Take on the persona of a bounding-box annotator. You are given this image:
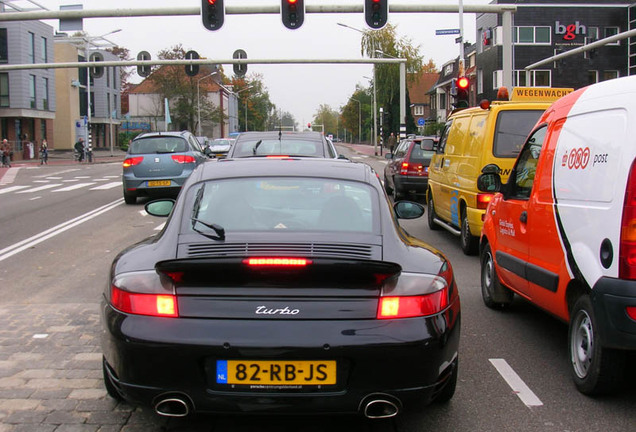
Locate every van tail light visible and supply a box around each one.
[477,193,494,210]
[620,160,636,280]
[377,262,456,319]
[123,156,143,168]
[109,271,178,317]
[401,162,426,176]
[172,155,196,164]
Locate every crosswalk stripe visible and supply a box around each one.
[16,184,62,193]
[90,181,121,190]
[0,185,29,194]
[53,183,96,192]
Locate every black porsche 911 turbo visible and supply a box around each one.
[101,157,460,418]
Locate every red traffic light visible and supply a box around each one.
[457,77,469,90]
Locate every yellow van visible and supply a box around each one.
[426,88,572,255]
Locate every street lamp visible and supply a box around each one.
[338,22,378,154]
[197,71,218,136]
[351,98,361,143]
[235,86,254,132]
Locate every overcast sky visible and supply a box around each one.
[45,0,489,126]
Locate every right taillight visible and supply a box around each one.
[620,160,636,279]
[377,262,455,319]
[123,156,143,168]
[109,271,178,317]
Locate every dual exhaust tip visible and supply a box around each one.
[154,393,400,419]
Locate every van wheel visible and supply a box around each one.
[427,193,440,231]
[480,244,513,309]
[123,191,136,205]
[460,211,479,255]
[384,175,393,194]
[569,295,626,395]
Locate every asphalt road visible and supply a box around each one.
[0,149,633,432]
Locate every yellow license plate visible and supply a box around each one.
[216,360,336,385]
[148,180,171,187]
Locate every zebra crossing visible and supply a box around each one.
[0,173,121,195]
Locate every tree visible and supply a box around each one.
[361,24,428,138]
[105,46,132,113]
[312,104,339,136]
[340,86,372,143]
[230,73,277,132]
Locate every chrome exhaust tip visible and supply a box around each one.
[361,394,401,419]
[154,397,190,417]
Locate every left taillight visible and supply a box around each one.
[123,156,143,168]
[377,262,455,319]
[400,161,426,176]
[109,271,178,318]
[172,155,196,164]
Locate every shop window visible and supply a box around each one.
[604,27,620,46]
[0,73,9,107]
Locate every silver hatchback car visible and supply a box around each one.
[122,131,209,204]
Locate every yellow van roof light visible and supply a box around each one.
[510,87,574,102]
[496,87,510,101]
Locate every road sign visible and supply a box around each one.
[233,49,248,77]
[417,118,425,126]
[435,28,460,35]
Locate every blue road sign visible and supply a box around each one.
[435,28,460,35]
[417,118,425,126]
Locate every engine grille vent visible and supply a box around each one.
[186,242,375,260]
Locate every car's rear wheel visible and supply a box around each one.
[123,190,136,205]
[435,358,458,403]
[460,210,479,255]
[392,178,402,201]
[480,243,513,309]
[427,192,440,231]
[569,295,626,395]
[103,359,123,401]
[384,175,393,194]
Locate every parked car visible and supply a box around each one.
[205,138,235,158]
[122,130,209,204]
[227,131,342,159]
[102,158,461,418]
[383,136,436,201]
[478,76,636,395]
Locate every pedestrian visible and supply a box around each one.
[74,137,84,162]
[1,138,11,167]
[388,132,397,153]
[40,139,48,165]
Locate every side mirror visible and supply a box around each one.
[145,199,175,217]
[393,201,425,219]
[477,173,502,193]
[338,154,349,160]
[204,146,212,157]
[384,153,393,160]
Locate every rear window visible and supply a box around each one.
[130,137,188,154]
[231,139,324,157]
[189,177,375,233]
[409,140,436,162]
[493,110,544,157]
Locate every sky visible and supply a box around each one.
[42,0,489,127]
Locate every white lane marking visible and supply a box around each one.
[489,359,543,408]
[139,210,147,217]
[16,184,62,194]
[75,176,90,179]
[0,167,20,185]
[46,177,63,180]
[90,181,120,190]
[34,168,80,178]
[53,183,96,192]
[33,180,50,183]
[29,196,42,201]
[0,185,29,194]
[62,179,79,182]
[0,198,124,263]
[104,175,120,179]
[154,222,165,231]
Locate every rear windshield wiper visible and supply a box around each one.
[252,140,263,155]
[190,184,225,241]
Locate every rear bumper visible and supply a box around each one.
[122,173,190,196]
[101,297,460,415]
[591,277,636,350]
[394,176,428,195]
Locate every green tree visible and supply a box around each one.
[312,104,339,136]
[340,85,372,143]
[361,24,426,138]
[230,73,277,132]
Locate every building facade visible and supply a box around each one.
[476,0,632,101]
[0,20,55,160]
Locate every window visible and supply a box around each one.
[604,27,620,46]
[588,70,599,84]
[439,92,446,110]
[112,67,117,89]
[514,70,551,87]
[0,73,9,107]
[477,69,483,94]
[493,110,545,158]
[28,32,35,64]
[493,70,503,89]
[0,29,7,63]
[587,27,599,40]
[106,66,110,87]
[513,26,551,45]
[603,70,619,81]
[511,126,547,199]
[42,77,49,110]
[443,63,454,76]
[29,75,36,109]
[413,105,424,116]
[40,37,47,63]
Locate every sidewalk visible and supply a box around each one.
[339,142,387,159]
[3,148,127,167]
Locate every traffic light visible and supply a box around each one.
[136,51,151,78]
[185,50,200,77]
[201,0,225,31]
[364,0,388,29]
[281,0,304,29]
[89,52,104,79]
[455,76,470,108]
